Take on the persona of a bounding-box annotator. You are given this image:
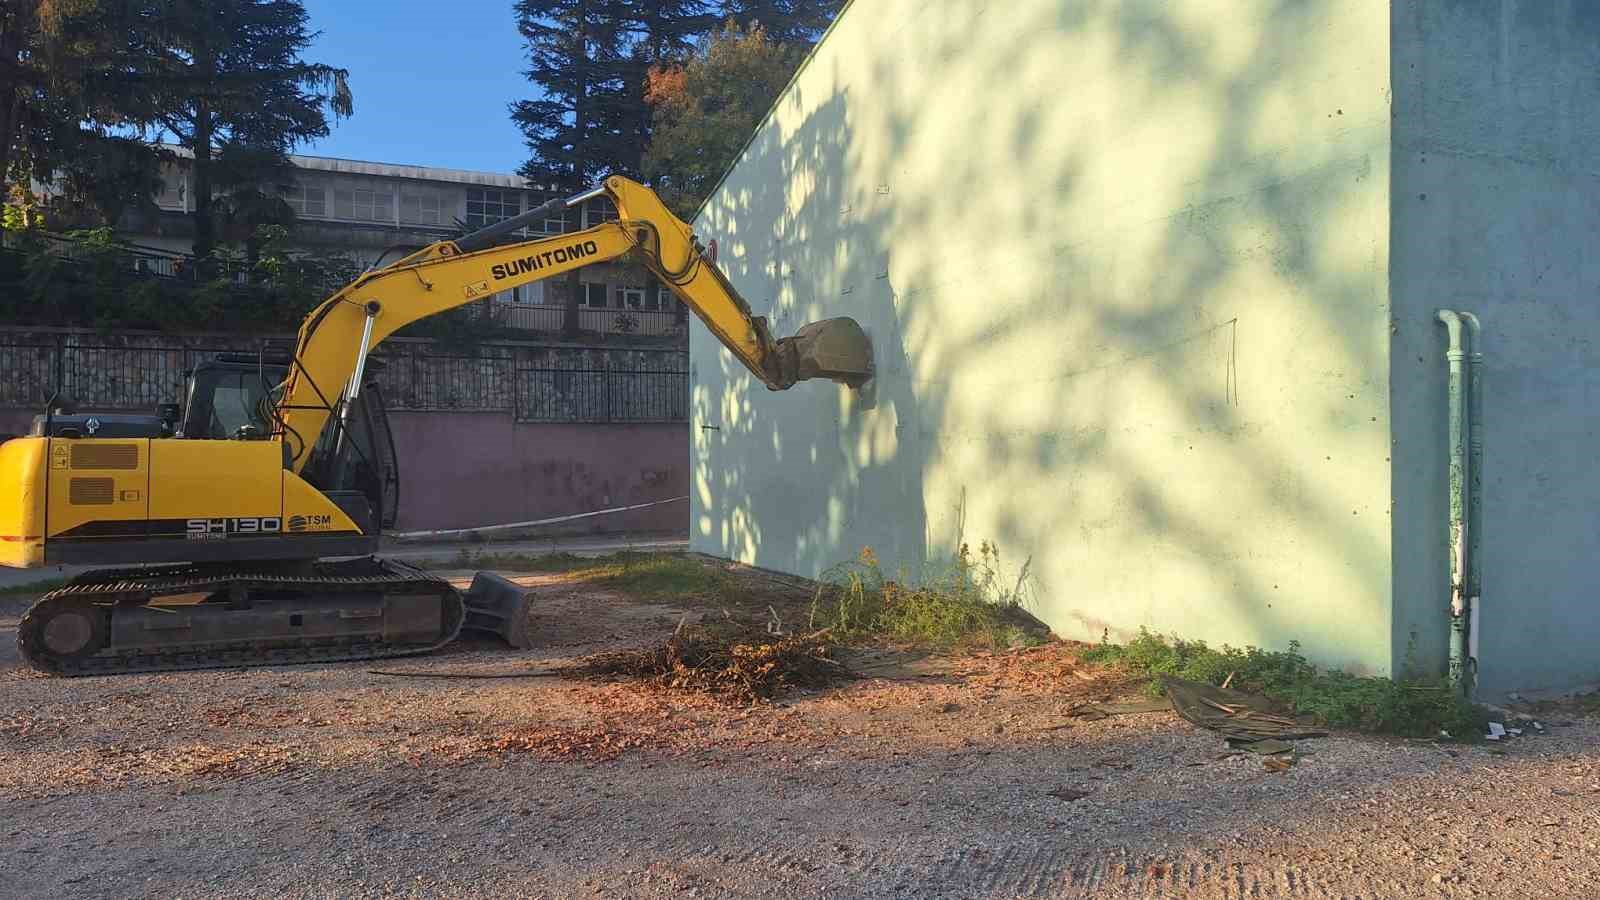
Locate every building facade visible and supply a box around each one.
[117,148,684,337]
[689,0,1600,699]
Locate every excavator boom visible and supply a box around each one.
[276,176,872,470]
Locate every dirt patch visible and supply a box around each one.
[4,560,1600,899]
[0,567,1141,797]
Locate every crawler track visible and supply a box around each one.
[17,557,464,676]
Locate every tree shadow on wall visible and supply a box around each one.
[693,0,1420,676]
[692,86,936,580]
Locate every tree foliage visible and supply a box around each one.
[2,1,351,262]
[513,1,838,334]
[512,0,638,189]
[641,22,802,218]
[207,143,298,266]
[1,2,162,206]
[717,0,842,45]
[0,223,358,332]
[617,1,720,173]
[137,0,353,262]
[53,136,170,228]
[513,0,839,187]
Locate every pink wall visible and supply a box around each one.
[386,412,687,534]
[0,410,32,438]
[0,408,688,536]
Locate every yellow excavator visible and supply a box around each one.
[0,176,872,676]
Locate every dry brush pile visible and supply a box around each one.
[572,621,851,705]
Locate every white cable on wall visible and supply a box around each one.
[388,496,688,540]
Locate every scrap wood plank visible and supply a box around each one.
[1162,676,1328,742]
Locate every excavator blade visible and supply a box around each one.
[775,316,873,388]
[461,571,535,649]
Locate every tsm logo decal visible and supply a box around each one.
[287,514,333,532]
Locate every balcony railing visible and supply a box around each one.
[488,304,687,338]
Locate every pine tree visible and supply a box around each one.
[0,1,157,198]
[513,0,637,337]
[717,0,842,45]
[617,1,717,172]
[53,135,169,228]
[514,2,835,335]
[139,0,351,263]
[512,0,636,188]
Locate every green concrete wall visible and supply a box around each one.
[1390,0,1600,697]
[691,0,1396,673]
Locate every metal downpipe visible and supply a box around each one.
[1461,312,1483,696]
[1436,310,1469,692]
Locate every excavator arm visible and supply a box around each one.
[274,175,871,472]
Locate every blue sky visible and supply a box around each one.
[298,1,533,174]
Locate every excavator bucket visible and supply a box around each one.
[461,572,535,649]
[774,316,874,388]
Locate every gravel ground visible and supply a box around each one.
[4,564,1600,899]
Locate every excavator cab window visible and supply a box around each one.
[179,361,284,440]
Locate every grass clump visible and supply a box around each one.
[1083,629,1489,739]
[808,543,1045,650]
[0,578,67,597]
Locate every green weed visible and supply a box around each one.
[808,542,1046,649]
[0,578,67,597]
[1084,628,1489,739]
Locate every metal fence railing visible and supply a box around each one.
[63,343,252,410]
[0,340,63,409]
[0,335,263,411]
[368,340,688,423]
[374,348,518,413]
[516,365,689,423]
[0,331,690,424]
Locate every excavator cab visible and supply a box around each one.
[176,354,401,531]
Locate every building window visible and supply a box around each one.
[284,181,326,218]
[583,197,618,228]
[399,187,442,226]
[465,188,520,228]
[617,286,645,310]
[157,174,187,211]
[641,289,675,312]
[540,209,566,234]
[333,183,394,222]
[497,282,544,305]
[583,282,610,308]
